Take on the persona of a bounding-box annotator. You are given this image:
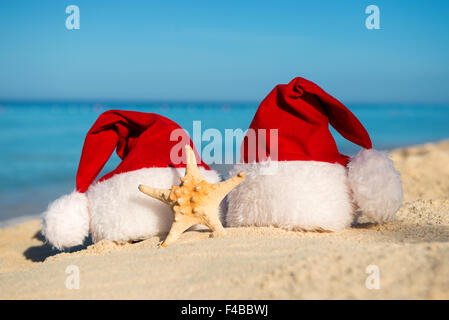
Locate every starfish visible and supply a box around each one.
[138,145,245,247]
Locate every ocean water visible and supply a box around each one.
[0,102,448,223]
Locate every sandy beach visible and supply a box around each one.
[1,140,448,299]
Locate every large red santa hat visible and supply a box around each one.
[227,77,403,231]
[42,110,219,249]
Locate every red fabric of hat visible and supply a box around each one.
[241,77,372,166]
[76,109,208,193]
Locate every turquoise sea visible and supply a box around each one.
[0,102,448,223]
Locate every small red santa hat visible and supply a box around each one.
[42,110,213,249]
[227,77,403,231]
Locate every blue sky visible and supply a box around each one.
[0,0,448,103]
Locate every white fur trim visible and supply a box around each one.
[88,167,221,243]
[41,191,90,250]
[226,161,354,231]
[347,149,403,223]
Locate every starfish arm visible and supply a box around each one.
[202,208,226,236]
[184,145,202,179]
[138,184,170,204]
[211,172,246,200]
[161,217,195,247]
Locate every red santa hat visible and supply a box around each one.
[227,77,403,231]
[42,110,219,249]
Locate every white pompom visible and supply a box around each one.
[347,148,403,223]
[41,191,90,250]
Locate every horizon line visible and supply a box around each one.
[1,98,449,106]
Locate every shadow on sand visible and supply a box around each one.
[23,231,93,262]
[351,218,449,243]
